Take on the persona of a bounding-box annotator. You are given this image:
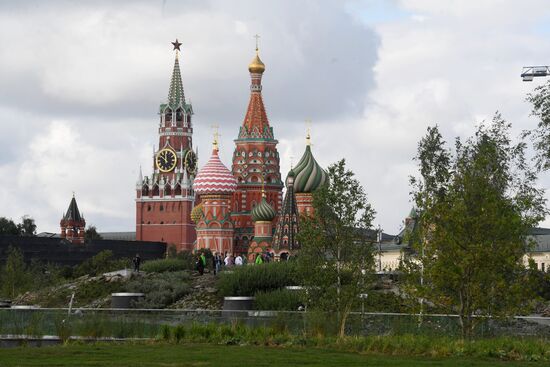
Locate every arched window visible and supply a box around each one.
[164,184,171,197]
[176,109,183,126]
[174,184,182,196]
[152,184,160,197]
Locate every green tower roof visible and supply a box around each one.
[251,196,276,222]
[167,55,185,109]
[293,145,327,194]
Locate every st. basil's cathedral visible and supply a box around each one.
[135,40,327,260]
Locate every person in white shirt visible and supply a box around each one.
[235,254,243,266]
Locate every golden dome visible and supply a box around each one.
[248,51,265,74]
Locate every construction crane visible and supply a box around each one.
[521,66,550,81]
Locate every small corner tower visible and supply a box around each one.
[60,194,86,244]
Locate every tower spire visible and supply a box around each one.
[239,41,271,140]
[168,39,185,109]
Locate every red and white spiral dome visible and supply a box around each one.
[193,148,237,195]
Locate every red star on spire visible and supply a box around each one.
[171,39,182,51]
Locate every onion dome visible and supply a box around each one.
[293,145,327,194]
[190,203,204,223]
[248,51,265,74]
[251,195,276,222]
[193,148,237,195]
[286,168,295,186]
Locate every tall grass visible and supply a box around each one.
[218,262,299,296]
[154,322,550,362]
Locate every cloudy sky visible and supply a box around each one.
[1,0,550,234]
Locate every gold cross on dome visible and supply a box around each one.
[211,124,221,148]
[305,119,312,146]
[254,34,260,51]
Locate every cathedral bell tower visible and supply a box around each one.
[136,39,198,251]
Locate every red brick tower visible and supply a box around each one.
[60,194,86,244]
[192,138,238,255]
[136,40,198,251]
[231,46,283,254]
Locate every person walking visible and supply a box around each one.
[235,254,243,266]
[255,253,263,265]
[200,252,207,272]
[132,254,141,273]
[213,252,222,275]
[196,254,205,275]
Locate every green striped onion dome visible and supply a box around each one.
[190,203,204,223]
[293,145,327,193]
[251,196,276,222]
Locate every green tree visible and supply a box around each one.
[297,159,376,338]
[0,246,31,298]
[84,225,103,242]
[403,115,547,338]
[0,217,19,235]
[17,215,36,236]
[525,81,550,170]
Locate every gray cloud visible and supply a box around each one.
[3,0,550,235]
[0,0,378,232]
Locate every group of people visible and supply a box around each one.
[195,251,281,275]
[253,251,275,264]
[195,252,246,275]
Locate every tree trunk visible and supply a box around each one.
[338,302,352,339]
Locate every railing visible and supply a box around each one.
[1,308,549,339]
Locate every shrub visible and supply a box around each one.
[74,250,129,277]
[361,290,410,313]
[254,289,303,311]
[141,258,189,273]
[124,271,190,308]
[218,261,299,296]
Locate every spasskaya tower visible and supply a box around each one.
[136,40,198,251]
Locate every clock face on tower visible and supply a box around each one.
[184,150,197,174]
[156,148,177,172]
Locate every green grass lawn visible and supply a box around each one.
[0,343,541,367]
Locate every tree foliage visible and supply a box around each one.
[0,246,31,298]
[297,159,376,338]
[0,216,36,236]
[84,225,102,242]
[18,216,36,236]
[525,80,550,170]
[0,217,21,235]
[403,115,547,338]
